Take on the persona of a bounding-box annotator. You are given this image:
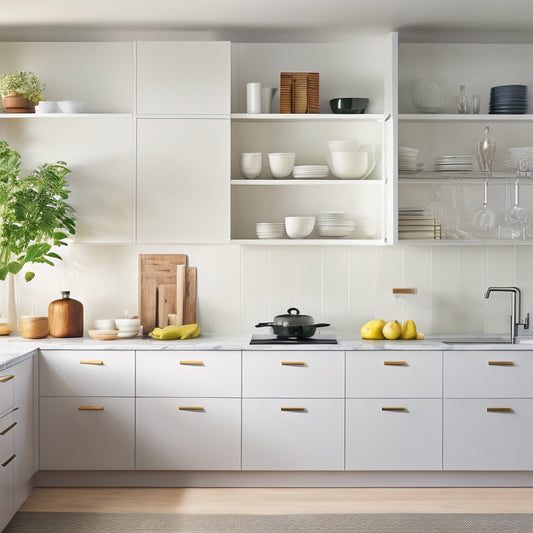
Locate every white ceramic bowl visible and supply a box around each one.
[329,151,368,179]
[57,100,86,113]
[240,153,262,178]
[285,216,315,239]
[327,139,359,153]
[94,318,116,330]
[35,101,59,113]
[268,152,295,178]
[115,318,141,329]
[409,79,447,113]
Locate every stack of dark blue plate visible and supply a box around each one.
[489,84,528,114]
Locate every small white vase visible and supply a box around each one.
[261,87,278,113]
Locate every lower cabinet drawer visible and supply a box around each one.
[0,373,14,416]
[0,450,14,533]
[242,398,344,471]
[346,399,442,471]
[444,399,533,470]
[0,412,15,467]
[40,397,134,470]
[136,398,241,470]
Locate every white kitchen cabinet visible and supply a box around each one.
[136,350,241,470]
[345,351,442,471]
[444,350,533,470]
[136,41,230,115]
[40,350,135,397]
[230,36,396,245]
[444,398,533,470]
[12,355,35,509]
[136,350,240,397]
[242,350,344,470]
[346,350,442,398]
[136,118,230,243]
[397,42,533,244]
[0,411,15,532]
[346,398,442,470]
[242,398,344,471]
[136,398,241,470]
[40,396,134,470]
[444,350,533,398]
[39,350,135,470]
[242,350,344,398]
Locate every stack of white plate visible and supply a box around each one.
[316,212,355,238]
[256,222,285,239]
[398,147,422,172]
[293,165,329,179]
[435,155,476,172]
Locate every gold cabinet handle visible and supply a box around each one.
[383,361,408,366]
[80,360,104,365]
[1,454,15,468]
[382,407,409,412]
[281,361,306,366]
[178,406,205,411]
[77,406,104,411]
[179,361,204,366]
[281,407,307,412]
[488,361,515,366]
[0,421,17,436]
[487,407,515,413]
[0,375,14,383]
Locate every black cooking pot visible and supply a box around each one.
[255,307,330,339]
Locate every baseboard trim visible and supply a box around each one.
[34,470,533,488]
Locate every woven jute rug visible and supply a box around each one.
[4,512,533,533]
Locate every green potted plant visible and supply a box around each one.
[0,70,44,113]
[0,140,76,282]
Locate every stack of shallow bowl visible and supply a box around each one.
[316,212,355,238]
[490,85,528,114]
[293,165,329,179]
[398,147,421,172]
[256,222,285,239]
[115,318,141,338]
[434,154,476,172]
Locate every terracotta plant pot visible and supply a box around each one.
[3,95,35,113]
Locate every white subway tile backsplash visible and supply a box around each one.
[6,242,533,338]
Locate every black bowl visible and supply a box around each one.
[330,97,369,114]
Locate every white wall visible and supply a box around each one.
[5,242,531,338]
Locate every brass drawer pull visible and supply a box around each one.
[382,407,409,412]
[487,407,515,413]
[1,454,15,468]
[80,360,104,365]
[281,407,307,412]
[488,361,515,366]
[281,361,306,366]
[0,422,17,436]
[0,375,14,383]
[178,406,205,411]
[383,361,408,366]
[179,361,204,366]
[77,406,104,411]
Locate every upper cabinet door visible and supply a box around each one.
[136,41,231,115]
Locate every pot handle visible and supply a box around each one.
[255,322,274,328]
[313,323,330,328]
[287,307,300,315]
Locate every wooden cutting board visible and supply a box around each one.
[139,254,187,334]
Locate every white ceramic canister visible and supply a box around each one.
[246,82,262,114]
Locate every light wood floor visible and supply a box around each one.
[19,487,533,514]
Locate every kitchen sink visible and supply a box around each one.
[440,337,512,345]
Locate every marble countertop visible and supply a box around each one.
[1,332,532,370]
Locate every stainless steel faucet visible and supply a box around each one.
[484,286,529,343]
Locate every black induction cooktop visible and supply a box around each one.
[250,334,338,345]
